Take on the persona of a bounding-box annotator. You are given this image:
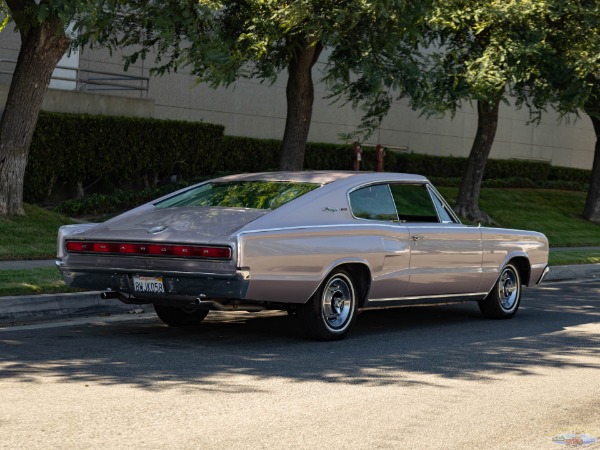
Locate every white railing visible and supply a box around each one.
[0,59,149,98]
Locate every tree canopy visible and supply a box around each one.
[2,0,600,223]
[427,0,600,222]
[425,0,559,221]
[530,0,600,223]
[338,0,600,222]
[0,0,143,216]
[0,0,75,215]
[88,0,428,169]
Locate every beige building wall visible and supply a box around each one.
[0,28,595,170]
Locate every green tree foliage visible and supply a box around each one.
[89,0,427,171]
[526,0,600,224]
[0,0,118,216]
[422,0,562,222]
[420,0,600,224]
[0,1,72,215]
[340,0,600,224]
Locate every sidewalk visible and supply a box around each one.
[0,259,599,325]
[0,259,57,270]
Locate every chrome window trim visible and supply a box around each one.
[348,180,449,224]
[347,182,399,223]
[426,184,462,224]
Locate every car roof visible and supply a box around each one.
[212,171,429,185]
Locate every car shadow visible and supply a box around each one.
[0,281,599,392]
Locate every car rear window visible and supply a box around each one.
[154,181,320,210]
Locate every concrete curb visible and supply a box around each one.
[542,263,600,282]
[0,264,599,325]
[0,291,149,324]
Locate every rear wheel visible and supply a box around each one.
[478,263,521,319]
[298,269,358,341]
[154,305,209,326]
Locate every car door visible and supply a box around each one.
[348,183,411,300]
[389,184,484,297]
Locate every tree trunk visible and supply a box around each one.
[583,114,600,223]
[0,19,70,216]
[454,97,502,223]
[278,40,323,171]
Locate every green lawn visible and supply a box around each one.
[0,267,81,296]
[438,188,600,247]
[0,204,73,260]
[549,250,600,266]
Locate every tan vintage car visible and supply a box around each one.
[57,171,549,340]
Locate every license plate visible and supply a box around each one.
[132,275,165,294]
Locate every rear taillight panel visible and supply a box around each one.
[65,241,232,260]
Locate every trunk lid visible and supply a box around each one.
[81,206,268,243]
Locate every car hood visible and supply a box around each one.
[80,206,269,243]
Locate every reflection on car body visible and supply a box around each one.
[57,171,549,340]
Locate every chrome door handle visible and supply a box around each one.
[411,235,425,241]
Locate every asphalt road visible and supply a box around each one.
[1,280,599,449]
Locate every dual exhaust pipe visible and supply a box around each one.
[100,291,266,312]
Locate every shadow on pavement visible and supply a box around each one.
[0,281,599,392]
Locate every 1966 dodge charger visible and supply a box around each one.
[57,171,549,340]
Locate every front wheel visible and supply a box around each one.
[154,305,209,326]
[298,269,359,341]
[478,263,521,319]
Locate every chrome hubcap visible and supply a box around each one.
[322,275,354,331]
[498,268,519,311]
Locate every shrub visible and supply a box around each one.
[393,153,467,177]
[25,112,224,202]
[548,166,591,184]
[221,137,280,172]
[485,159,551,180]
[25,112,593,205]
[54,182,194,217]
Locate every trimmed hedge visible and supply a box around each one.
[548,165,591,184]
[25,112,225,202]
[54,182,194,217]
[24,111,593,204]
[220,137,353,172]
[221,136,280,172]
[391,152,556,181]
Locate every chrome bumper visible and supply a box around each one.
[536,266,550,285]
[57,262,250,301]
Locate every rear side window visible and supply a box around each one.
[389,184,438,222]
[349,184,398,221]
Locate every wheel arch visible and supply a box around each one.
[335,263,371,308]
[507,256,531,286]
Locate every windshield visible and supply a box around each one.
[154,181,320,210]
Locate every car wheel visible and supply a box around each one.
[478,263,521,319]
[298,269,358,341]
[154,305,209,326]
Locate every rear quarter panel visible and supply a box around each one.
[479,227,549,290]
[238,225,411,303]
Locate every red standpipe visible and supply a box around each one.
[352,142,362,171]
[376,144,385,172]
